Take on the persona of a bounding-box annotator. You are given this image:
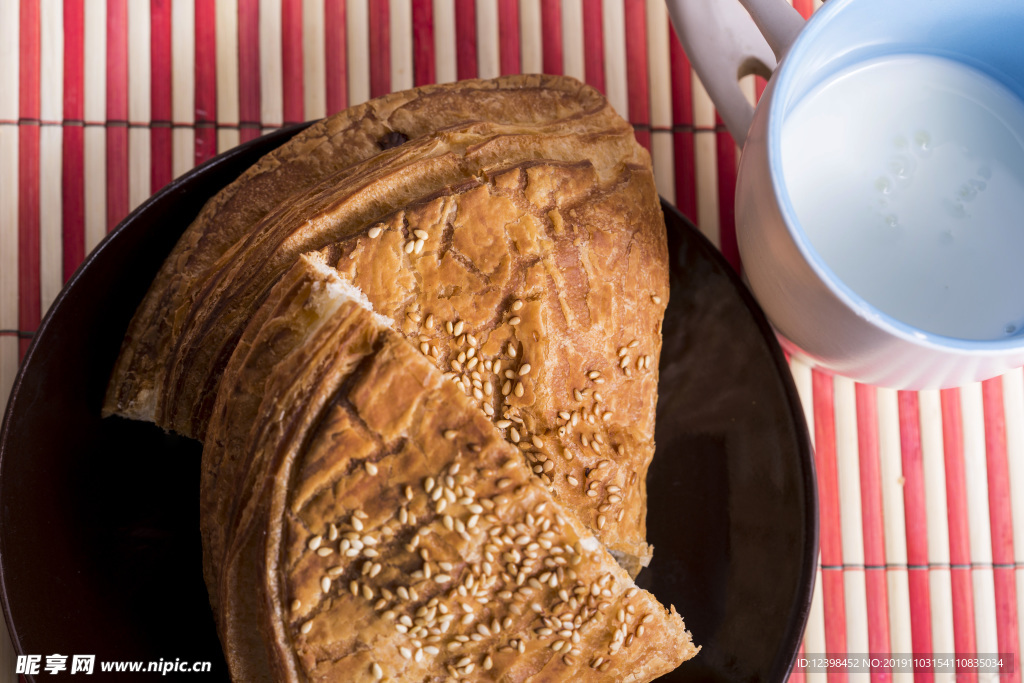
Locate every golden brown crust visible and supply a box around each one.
[207,280,696,682]
[104,75,614,425]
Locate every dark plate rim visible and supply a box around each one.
[659,201,819,682]
[0,123,818,682]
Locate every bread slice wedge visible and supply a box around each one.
[205,262,698,682]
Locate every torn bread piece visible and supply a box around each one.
[205,273,697,682]
[104,74,626,428]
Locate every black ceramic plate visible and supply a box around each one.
[0,125,816,682]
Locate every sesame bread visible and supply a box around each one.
[199,150,667,587]
[105,75,689,679]
[103,74,620,428]
[206,266,698,682]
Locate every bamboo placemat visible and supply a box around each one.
[1,1,1022,682]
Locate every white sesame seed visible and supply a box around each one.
[573,389,583,402]
[352,517,364,532]
[514,382,525,397]
[366,462,378,475]
[413,238,424,254]
[413,228,429,240]
[368,226,383,238]
[308,536,323,551]
[512,299,524,311]
[519,364,532,376]
[588,371,601,380]
[652,294,662,304]
[404,240,415,254]
[509,316,521,325]
[371,662,383,680]
[316,547,333,557]
[619,355,630,369]
[532,436,544,448]
[444,429,458,440]
[300,621,313,634]
[453,320,465,336]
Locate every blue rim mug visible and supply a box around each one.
[667,0,1024,389]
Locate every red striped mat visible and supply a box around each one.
[1,2,1022,682]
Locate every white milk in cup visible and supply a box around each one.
[782,54,1024,342]
[668,0,1024,388]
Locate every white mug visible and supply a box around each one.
[667,0,1024,389]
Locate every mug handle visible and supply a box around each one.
[665,0,805,146]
